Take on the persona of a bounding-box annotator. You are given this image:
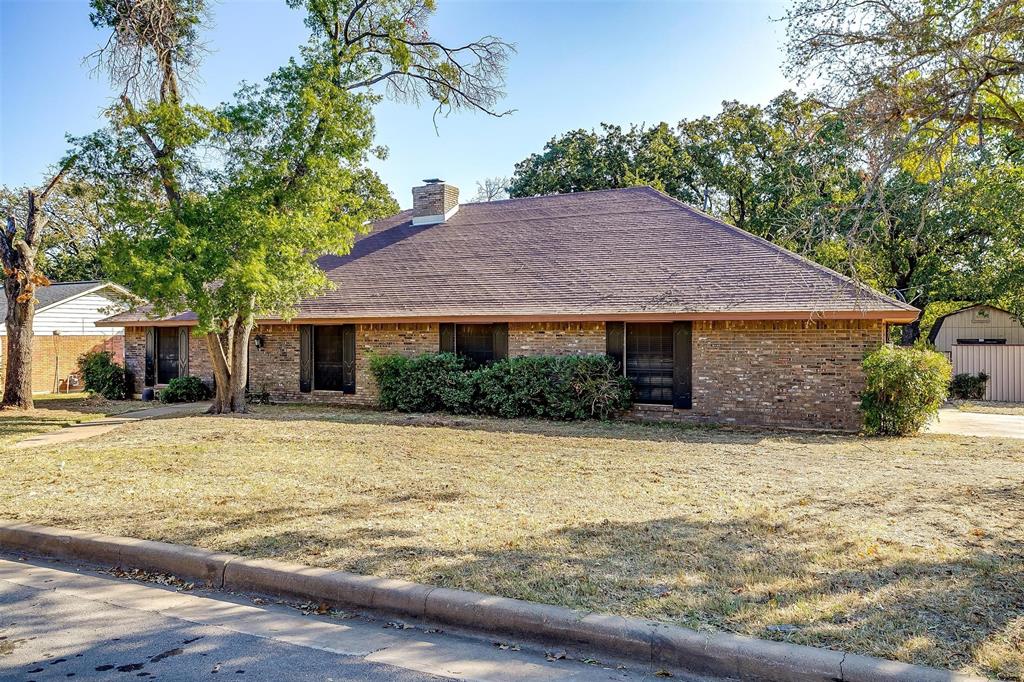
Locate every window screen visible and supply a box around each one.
[625,322,674,404]
[157,327,180,384]
[313,325,355,392]
[456,324,496,367]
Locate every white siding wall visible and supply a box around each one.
[952,345,1024,402]
[932,306,1024,352]
[0,291,126,336]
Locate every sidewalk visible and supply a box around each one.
[9,402,210,450]
[0,555,645,681]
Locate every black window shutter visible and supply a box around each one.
[672,321,693,409]
[439,323,455,353]
[492,323,508,361]
[299,325,313,393]
[178,327,190,377]
[341,324,356,394]
[606,321,625,374]
[144,327,156,387]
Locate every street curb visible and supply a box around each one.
[0,522,987,682]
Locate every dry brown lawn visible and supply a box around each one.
[956,400,1024,416]
[0,405,1021,680]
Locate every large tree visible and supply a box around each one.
[786,0,1024,162]
[78,0,511,413]
[785,0,1024,326]
[0,160,75,409]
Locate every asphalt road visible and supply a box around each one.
[0,555,668,682]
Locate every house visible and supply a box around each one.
[928,303,1024,402]
[0,281,132,393]
[98,182,918,430]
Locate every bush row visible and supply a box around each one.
[370,352,632,420]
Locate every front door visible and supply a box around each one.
[157,327,180,384]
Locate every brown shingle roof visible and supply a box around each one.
[100,187,917,326]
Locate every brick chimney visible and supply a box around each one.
[411,179,460,225]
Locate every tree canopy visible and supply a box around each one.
[76,0,512,411]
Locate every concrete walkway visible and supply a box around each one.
[0,555,652,681]
[10,402,210,450]
[925,406,1024,439]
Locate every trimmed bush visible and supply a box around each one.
[369,352,476,414]
[159,376,212,403]
[79,350,132,400]
[370,352,632,420]
[475,355,632,420]
[861,344,951,436]
[950,372,989,400]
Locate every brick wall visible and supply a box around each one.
[123,319,882,430]
[508,322,605,356]
[0,333,124,394]
[631,319,884,431]
[125,327,145,394]
[247,322,438,405]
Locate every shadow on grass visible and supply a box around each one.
[69,500,1021,678]
[0,416,83,444]
[236,403,850,447]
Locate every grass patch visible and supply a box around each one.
[955,400,1024,416]
[0,394,145,446]
[0,404,1021,679]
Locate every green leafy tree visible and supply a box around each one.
[785,0,1024,316]
[785,0,1024,167]
[77,0,511,413]
[508,123,686,198]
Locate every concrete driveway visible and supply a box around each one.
[925,407,1024,439]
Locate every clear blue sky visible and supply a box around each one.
[1,0,793,208]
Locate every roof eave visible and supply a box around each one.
[97,308,920,328]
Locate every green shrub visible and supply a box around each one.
[949,372,989,400]
[861,344,952,436]
[79,350,131,400]
[370,352,632,420]
[369,352,476,413]
[158,376,212,403]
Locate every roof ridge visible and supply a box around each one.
[636,186,918,313]
[459,185,647,208]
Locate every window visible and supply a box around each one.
[625,323,674,404]
[439,323,508,367]
[312,325,356,393]
[607,321,692,408]
[457,324,495,367]
[156,327,180,384]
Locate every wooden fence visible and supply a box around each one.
[951,344,1024,402]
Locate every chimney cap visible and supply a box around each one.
[422,178,444,184]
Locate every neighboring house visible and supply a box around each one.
[928,304,1024,402]
[99,182,917,430]
[0,281,132,394]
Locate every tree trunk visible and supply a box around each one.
[900,317,922,345]
[204,310,254,414]
[1,282,34,410]
[0,160,75,410]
